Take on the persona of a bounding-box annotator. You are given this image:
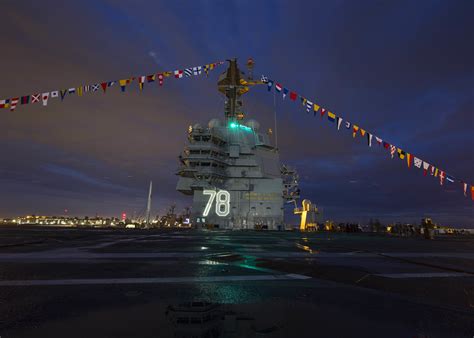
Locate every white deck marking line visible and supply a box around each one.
[0,274,311,286]
[375,272,473,279]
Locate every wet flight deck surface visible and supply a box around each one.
[0,227,473,337]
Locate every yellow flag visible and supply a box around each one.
[328,112,336,122]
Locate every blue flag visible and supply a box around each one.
[267,80,273,91]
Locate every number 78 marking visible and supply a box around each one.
[203,190,230,217]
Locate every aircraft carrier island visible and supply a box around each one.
[176,59,299,230]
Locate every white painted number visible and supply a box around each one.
[215,190,230,217]
[202,190,216,217]
[203,189,230,217]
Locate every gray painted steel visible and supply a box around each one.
[176,119,285,230]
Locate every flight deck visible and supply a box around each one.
[0,227,473,337]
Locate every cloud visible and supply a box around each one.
[41,164,130,192]
[0,0,472,225]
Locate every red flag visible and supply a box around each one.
[100,82,107,93]
[471,186,474,201]
[146,74,155,83]
[320,108,326,118]
[289,91,297,101]
[422,162,430,176]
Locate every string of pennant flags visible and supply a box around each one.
[0,59,471,200]
[261,75,474,201]
[0,61,225,111]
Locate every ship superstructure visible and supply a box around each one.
[176,59,298,230]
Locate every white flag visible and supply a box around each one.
[193,66,202,75]
[337,117,343,130]
[50,90,59,98]
[42,92,50,106]
[414,157,422,168]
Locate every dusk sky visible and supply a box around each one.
[0,0,472,226]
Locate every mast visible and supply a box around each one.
[145,181,152,225]
[217,58,265,123]
[218,58,245,123]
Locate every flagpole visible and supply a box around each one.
[273,88,278,149]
